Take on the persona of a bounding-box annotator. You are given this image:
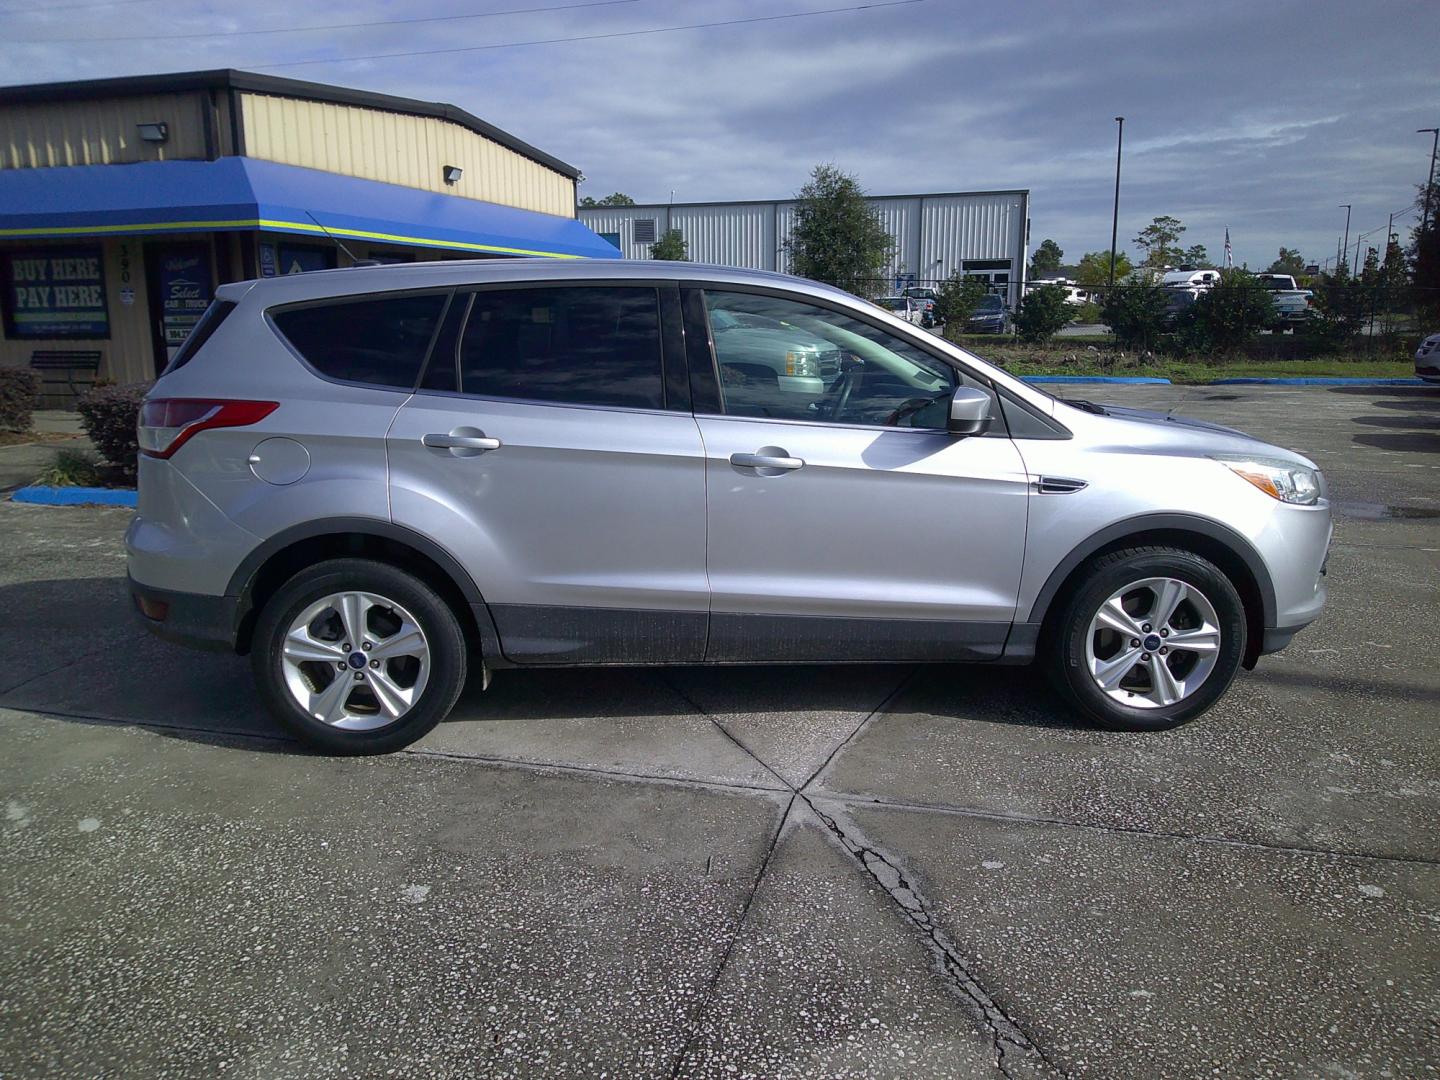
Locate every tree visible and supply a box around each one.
[1134,215,1186,268]
[649,228,687,261]
[1030,238,1064,275]
[1266,247,1306,276]
[578,192,636,207]
[1410,180,1440,327]
[1181,244,1211,268]
[1012,283,1070,343]
[934,271,988,330]
[1099,279,1169,350]
[1076,250,1132,289]
[784,164,893,297]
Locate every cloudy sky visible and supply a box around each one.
[4,0,1438,268]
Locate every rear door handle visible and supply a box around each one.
[422,430,501,457]
[730,449,804,472]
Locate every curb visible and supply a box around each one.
[10,486,137,507]
[1021,376,1172,384]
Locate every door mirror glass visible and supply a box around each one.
[948,387,992,436]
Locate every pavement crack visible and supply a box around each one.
[804,795,1067,1080]
[667,792,796,1079]
[663,675,795,792]
[798,665,917,791]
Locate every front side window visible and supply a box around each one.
[271,292,447,388]
[459,286,663,410]
[704,290,992,429]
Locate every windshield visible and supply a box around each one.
[977,296,1005,312]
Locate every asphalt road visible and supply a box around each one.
[1,385,1437,1079]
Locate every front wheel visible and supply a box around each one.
[1045,547,1247,731]
[250,558,467,754]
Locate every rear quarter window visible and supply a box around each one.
[270,292,448,389]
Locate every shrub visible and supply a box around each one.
[1100,282,1169,350]
[934,271,988,328]
[77,381,151,474]
[1180,269,1274,355]
[36,448,100,487]
[1072,301,1103,325]
[1012,283,1071,343]
[0,368,40,432]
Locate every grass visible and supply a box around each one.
[995,356,1415,383]
[35,448,101,487]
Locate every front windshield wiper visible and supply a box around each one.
[1063,398,1109,415]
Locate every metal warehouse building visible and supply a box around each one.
[579,190,1030,303]
[0,69,618,394]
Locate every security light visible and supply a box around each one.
[137,122,169,144]
[442,165,463,185]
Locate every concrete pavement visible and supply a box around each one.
[1,385,1437,1078]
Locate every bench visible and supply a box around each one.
[30,350,102,404]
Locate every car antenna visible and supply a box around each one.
[304,211,380,267]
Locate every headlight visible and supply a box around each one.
[784,350,819,377]
[1213,454,1320,505]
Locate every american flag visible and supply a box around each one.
[1224,228,1233,268]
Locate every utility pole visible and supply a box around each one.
[1339,204,1352,274]
[1108,117,1124,288]
[1420,128,1439,232]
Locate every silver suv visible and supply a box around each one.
[127,260,1330,754]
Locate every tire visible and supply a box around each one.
[250,558,467,754]
[1044,546,1246,732]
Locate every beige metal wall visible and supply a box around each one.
[239,93,575,218]
[0,92,218,169]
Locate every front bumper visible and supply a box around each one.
[129,575,239,652]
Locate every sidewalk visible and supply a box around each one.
[0,411,92,492]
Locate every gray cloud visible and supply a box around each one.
[3,0,1437,267]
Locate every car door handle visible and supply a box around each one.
[422,433,501,451]
[730,450,803,471]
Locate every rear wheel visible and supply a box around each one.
[251,558,467,754]
[1045,547,1246,731]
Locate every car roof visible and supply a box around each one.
[218,257,863,307]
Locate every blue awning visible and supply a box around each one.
[0,156,620,260]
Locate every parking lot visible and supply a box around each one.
[1,384,1437,1079]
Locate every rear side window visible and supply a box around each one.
[459,286,663,410]
[272,293,447,389]
[163,299,235,375]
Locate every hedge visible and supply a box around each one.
[0,369,41,432]
[77,382,151,474]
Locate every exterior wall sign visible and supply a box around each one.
[156,248,214,355]
[2,245,109,338]
[258,242,278,278]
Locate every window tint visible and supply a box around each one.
[704,290,994,429]
[272,292,446,388]
[459,286,663,410]
[163,299,234,375]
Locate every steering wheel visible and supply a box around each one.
[824,351,864,421]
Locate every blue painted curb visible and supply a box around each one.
[1022,375,1172,384]
[11,485,137,507]
[1209,377,1426,386]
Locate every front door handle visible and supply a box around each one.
[730,448,804,474]
[422,428,501,457]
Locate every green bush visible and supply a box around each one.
[1012,283,1071,343]
[1071,301,1103,325]
[76,382,151,474]
[1100,283,1169,350]
[0,368,40,432]
[934,272,988,327]
[37,448,101,487]
[1178,270,1275,355]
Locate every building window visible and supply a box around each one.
[632,219,657,244]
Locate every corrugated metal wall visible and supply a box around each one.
[579,192,1028,296]
[0,92,212,168]
[239,94,576,218]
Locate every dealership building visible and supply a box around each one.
[579,189,1031,302]
[0,69,619,394]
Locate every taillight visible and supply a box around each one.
[138,399,278,459]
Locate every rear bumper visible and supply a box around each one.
[128,575,238,652]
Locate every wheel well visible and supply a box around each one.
[234,533,481,656]
[1037,528,1267,667]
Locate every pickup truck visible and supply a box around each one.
[1255,274,1313,327]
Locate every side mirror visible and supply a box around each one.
[947,387,992,436]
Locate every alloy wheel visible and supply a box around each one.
[1084,577,1222,710]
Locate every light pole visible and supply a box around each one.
[1108,116,1124,288]
[1420,128,1439,232]
[1339,204,1352,274]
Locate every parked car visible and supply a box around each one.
[128,260,1331,753]
[876,295,925,326]
[1163,288,1200,326]
[901,287,941,327]
[966,294,1010,334]
[1162,269,1221,293]
[1255,274,1312,329]
[1417,331,1440,383]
